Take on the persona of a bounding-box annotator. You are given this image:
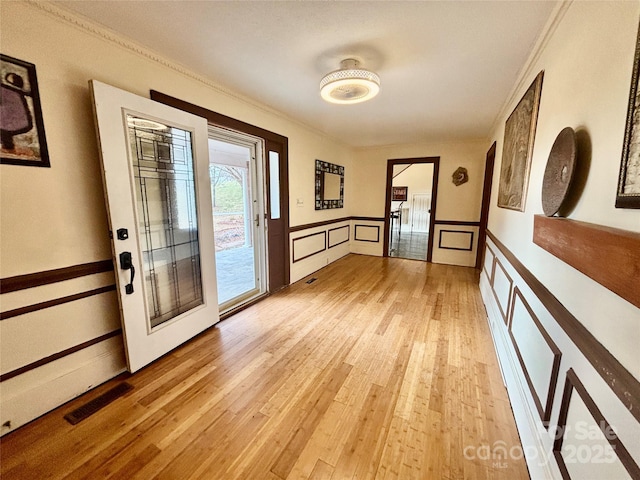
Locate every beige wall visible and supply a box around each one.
[0,1,352,434]
[351,141,486,220]
[487,0,640,380]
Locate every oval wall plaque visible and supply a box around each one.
[542,127,577,216]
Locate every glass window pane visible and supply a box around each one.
[126,115,203,329]
[269,151,280,220]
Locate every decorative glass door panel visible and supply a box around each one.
[127,117,203,328]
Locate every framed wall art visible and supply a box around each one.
[0,54,50,167]
[616,22,640,209]
[391,186,408,201]
[315,159,344,209]
[497,71,544,211]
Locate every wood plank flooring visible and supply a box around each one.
[0,254,529,479]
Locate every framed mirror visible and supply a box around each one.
[315,159,344,209]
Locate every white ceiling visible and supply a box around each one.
[54,1,558,147]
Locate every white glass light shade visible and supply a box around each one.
[320,60,380,104]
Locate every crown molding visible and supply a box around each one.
[25,0,349,148]
[488,0,573,139]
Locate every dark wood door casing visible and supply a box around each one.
[149,90,290,292]
[265,138,290,292]
[476,142,496,269]
[383,157,440,262]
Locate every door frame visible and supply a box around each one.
[476,142,496,269]
[208,127,268,311]
[383,157,440,261]
[150,90,290,293]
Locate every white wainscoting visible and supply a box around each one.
[289,220,351,283]
[431,224,479,267]
[480,235,640,479]
[351,221,385,257]
[0,263,125,436]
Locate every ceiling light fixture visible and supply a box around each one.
[320,58,380,105]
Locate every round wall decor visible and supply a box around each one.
[541,127,577,216]
[452,167,468,186]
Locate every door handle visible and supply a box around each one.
[119,251,135,295]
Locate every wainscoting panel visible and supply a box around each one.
[491,257,513,325]
[509,288,561,425]
[483,245,495,284]
[553,369,638,480]
[354,224,380,242]
[292,231,326,263]
[480,234,640,479]
[431,224,479,267]
[289,220,350,283]
[350,219,384,257]
[438,229,474,251]
[328,225,350,248]
[0,291,121,374]
[0,336,125,437]
[0,260,125,436]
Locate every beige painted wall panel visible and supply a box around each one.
[351,141,486,221]
[492,260,512,322]
[0,271,114,312]
[431,225,478,267]
[0,291,121,374]
[353,224,380,242]
[510,296,556,412]
[292,232,326,263]
[328,225,349,247]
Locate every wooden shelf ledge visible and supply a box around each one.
[533,215,640,309]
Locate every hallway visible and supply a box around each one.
[1,255,527,480]
[389,230,429,261]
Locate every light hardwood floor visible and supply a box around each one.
[1,254,529,479]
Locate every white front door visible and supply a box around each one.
[90,80,219,372]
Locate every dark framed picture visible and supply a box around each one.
[0,54,50,167]
[616,23,640,209]
[391,186,408,201]
[497,71,544,211]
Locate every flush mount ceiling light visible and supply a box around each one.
[320,58,380,104]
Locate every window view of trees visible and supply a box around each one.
[210,164,248,251]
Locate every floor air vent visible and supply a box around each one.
[64,382,133,425]
[306,278,317,284]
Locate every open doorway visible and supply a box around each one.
[208,128,267,314]
[383,157,439,261]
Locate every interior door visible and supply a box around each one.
[90,80,219,373]
[411,193,431,232]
